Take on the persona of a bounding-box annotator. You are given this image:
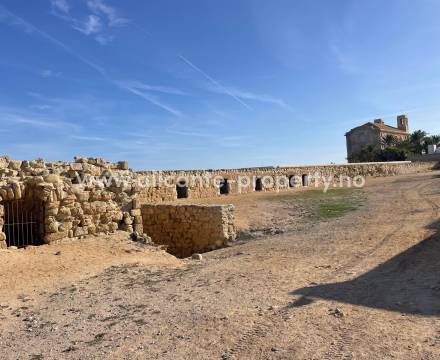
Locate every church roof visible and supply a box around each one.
[369,122,408,135]
[345,121,409,136]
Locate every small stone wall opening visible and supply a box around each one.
[2,199,45,248]
[255,177,263,191]
[219,179,229,195]
[302,174,309,187]
[289,175,295,188]
[176,181,188,199]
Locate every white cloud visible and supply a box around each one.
[87,0,129,27]
[1,6,106,75]
[39,69,61,78]
[95,34,113,45]
[166,129,250,148]
[41,69,53,77]
[116,81,185,117]
[179,55,253,110]
[167,130,214,138]
[2,6,183,117]
[72,14,102,35]
[0,5,34,33]
[30,104,53,110]
[208,85,292,110]
[180,55,291,111]
[71,135,105,141]
[329,42,359,74]
[0,108,80,130]
[50,0,70,14]
[50,0,127,44]
[121,85,183,117]
[119,81,188,96]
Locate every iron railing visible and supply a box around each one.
[2,200,43,248]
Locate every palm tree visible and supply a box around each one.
[423,135,440,153]
[381,134,398,147]
[409,130,428,154]
[431,135,440,146]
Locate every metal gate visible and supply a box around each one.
[2,200,44,248]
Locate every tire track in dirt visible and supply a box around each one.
[416,179,440,360]
[228,182,419,359]
[228,321,273,359]
[229,178,439,360]
[320,185,416,360]
[416,179,440,217]
[330,183,414,278]
[322,178,440,360]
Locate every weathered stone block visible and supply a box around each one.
[44,231,69,243]
[8,160,22,171]
[43,174,61,184]
[130,209,141,217]
[0,156,9,169]
[140,204,236,257]
[116,161,128,170]
[74,226,88,237]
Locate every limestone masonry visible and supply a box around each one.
[141,204,235,257]
[0,155,437,254]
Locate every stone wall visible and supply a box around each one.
[0,155,437,249]
[0,156,135,246]
[141,204,236,257]
[0,204,5,249]
[135,161,438,201]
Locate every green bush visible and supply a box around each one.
[350,145,409,163]
[378,146,409,161]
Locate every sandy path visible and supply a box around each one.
[0,171,439,359]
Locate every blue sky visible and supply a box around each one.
[1,0,439,170]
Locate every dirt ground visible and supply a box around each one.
[0,171,440,359]
[174,185,366,239]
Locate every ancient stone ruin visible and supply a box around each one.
[0,155,436,256]
[142,204,236,258]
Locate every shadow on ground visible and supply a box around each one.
[289,219,440,316]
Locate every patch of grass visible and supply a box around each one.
[274,188,356,201]
[316,202,360,220]
[279,188,365,222]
